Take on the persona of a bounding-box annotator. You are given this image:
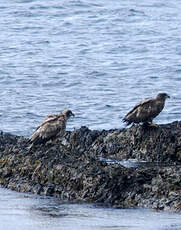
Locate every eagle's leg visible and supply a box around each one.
[147,120,159,127]
[45,138,57,146]
[142,121,158,127]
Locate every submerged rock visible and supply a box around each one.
[0,121,181,212]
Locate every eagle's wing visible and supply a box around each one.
[125,98,152,117]
[30,115,65,144]
[123,97,155,123]
[30,114,58,137]
[41,114,58,125]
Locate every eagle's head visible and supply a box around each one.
[61,109,75,119]
[156,93,170,101]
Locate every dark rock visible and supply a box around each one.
[0,121,181,212]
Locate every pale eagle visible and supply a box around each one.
[29,109,74,148]
[123,93,170,126]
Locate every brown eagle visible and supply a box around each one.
[123,93,170,126]
[29,109,74,148]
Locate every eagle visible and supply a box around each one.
[28,109,74,149]
[123,93,170,126]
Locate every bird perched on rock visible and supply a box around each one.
[123,93,170,126]
[28,109,74,149]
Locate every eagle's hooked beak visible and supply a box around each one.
[166,94,170,99]
[71,112,75,117]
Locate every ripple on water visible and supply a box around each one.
[0,0,180,137]
[0,187,181,230]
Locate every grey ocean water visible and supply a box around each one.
[1,187,181,230]
[0,0,181,229]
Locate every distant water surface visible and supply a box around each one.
[0,0,181,229]
[0,0,180,136]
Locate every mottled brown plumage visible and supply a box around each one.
[123,93,170,126]
[29,109,74,148]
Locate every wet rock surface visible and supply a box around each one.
[0,122,181,212]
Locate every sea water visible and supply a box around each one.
[1,187,181,230]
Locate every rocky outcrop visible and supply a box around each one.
[0,121,181,212]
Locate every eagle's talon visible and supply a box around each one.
[148,123,158,128]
